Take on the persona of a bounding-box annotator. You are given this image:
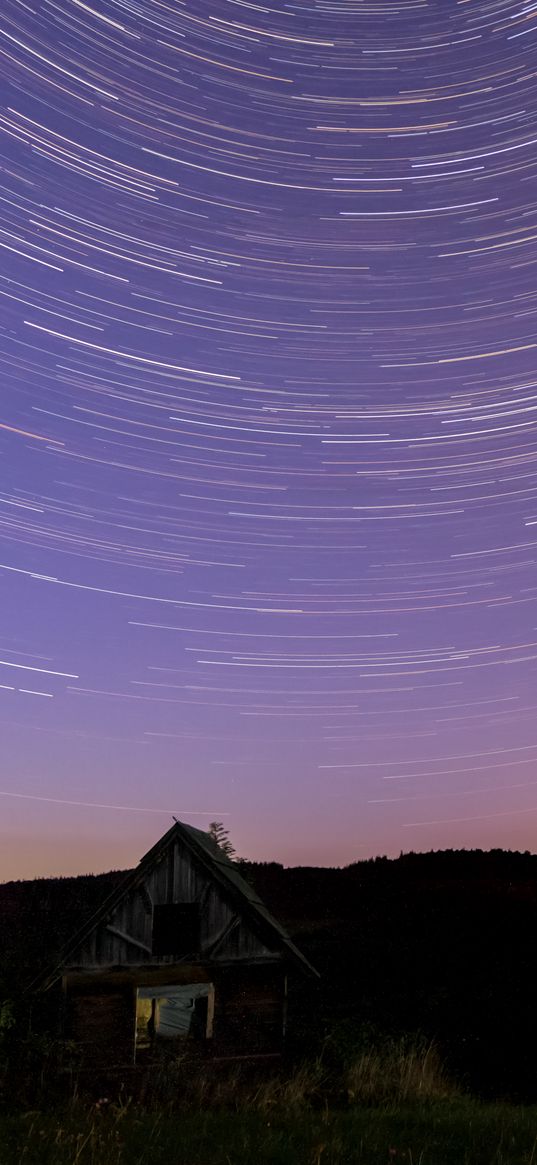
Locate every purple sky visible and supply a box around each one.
[2,0,537,880]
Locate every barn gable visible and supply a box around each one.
[71,833,277,969]
[39,821,316,990]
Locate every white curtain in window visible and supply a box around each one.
[138,983,212,1037]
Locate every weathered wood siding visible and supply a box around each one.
[212,966,286,1055]
[65,967,286,1063]
[68,841,279,968]
[66,986,135,1066]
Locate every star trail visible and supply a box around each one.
[2,0,537,877]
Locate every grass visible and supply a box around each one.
[344,1038,456,1107]
[2,1100,537,1165]
[2,1041,537,1164]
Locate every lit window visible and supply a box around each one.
[136,983,214,1047]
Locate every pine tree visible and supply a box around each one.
[207,821,237,861]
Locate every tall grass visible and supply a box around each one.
[8,1036,536,1164]
[345,1037,456,1105]
[134,1035,453,1112]
[2,1031,457,1113]
[137,1053,329,1112]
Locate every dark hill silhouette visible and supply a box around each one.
[2,847,537,1099]
[0,869,129,991]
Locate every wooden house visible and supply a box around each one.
[33,821,318,1068]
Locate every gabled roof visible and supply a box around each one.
[33,820,318,991]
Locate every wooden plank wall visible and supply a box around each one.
[71,841,279,969]
[63,966,286,1065]
[212,966,286,1055]
[66,987,135,1066]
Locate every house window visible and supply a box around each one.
[136,983,214,1048]
[151,903,200,957]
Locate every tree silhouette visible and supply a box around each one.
[207,821,237,860]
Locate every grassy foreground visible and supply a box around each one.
[2,1041,537,1164]
[2,1100,537,1165]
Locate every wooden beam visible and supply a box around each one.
[197,883,212,911]
[137,885,153,916]
[167,843,176,905]
[64,965,212,989]
[204,915,240,958]
[105,925,152,955]
[206,987,215,1039]
[212,1052,281,1063]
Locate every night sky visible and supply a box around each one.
[1,0,537,879]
